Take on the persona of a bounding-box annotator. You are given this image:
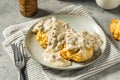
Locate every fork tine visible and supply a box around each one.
[11,43,19,62]
[17,42,23,62]
[20,42,25,61]
[18,42,24,61]
[11,44,15,52]
[15,43,20,62]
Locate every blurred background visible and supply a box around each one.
[0,0,120,80]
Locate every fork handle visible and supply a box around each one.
[18,69,24,80]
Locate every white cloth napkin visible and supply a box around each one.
[2,5,120,80]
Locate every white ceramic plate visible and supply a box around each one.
[25,15,107,70]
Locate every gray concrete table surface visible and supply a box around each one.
[0,0,120,80]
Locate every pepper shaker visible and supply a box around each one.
[19,0,38,17]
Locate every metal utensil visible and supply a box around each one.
[11,42,25,80]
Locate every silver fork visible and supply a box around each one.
[11,42,25,80]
